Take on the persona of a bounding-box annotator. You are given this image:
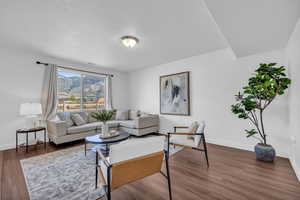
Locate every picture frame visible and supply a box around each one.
[160,71,190,115]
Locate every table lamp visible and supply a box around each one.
[20,103,42,128]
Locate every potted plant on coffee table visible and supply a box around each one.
[92,110,115,138]
[231,63,291,162]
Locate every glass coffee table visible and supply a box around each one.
[84,130,130,156]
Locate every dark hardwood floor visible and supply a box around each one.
[1,141,300,200]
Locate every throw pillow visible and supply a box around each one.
[57,112,74,127]
[79,112,88,122]
[116,110,129,120]
[129,110,140,120]
[71,114,86,126]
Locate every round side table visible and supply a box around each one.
[16,127,47,152]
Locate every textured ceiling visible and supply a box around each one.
[0,0,299,71]
[0,0,228,71]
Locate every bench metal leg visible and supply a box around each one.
[202,134,209,167]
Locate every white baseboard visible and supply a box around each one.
[289,141,300,182]
[0,143,15,151]
[206,138,289,158]
[290,157,300,182]
[0,134,49,151]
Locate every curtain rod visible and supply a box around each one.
[36,61,114,77]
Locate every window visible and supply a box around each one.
[57,70,106,112]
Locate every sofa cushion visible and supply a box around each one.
[139,112,151,117]
[71,113,86,126]
[107,121,120,128]
[170,135,198,147]
[119,120,136,129]
[135,115,159,129]
[73,111,88,123]
[116,110,129,120]
[79,112,89,122]
[57,111,89,127]
[67,122,102,134]
[57,112,74,127]
[129,110,140,120]
[67,121,120,135]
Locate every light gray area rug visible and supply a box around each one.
[21,142,182,200]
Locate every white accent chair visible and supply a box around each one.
[96,136,172,200]
[167,121,209,167]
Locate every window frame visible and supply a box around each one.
[56,68,107,112]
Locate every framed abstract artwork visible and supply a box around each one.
[160,71,190,115]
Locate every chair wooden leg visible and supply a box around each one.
[165,154,172,200]
[202,134,209,167]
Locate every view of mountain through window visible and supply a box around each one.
[57,71,106,112]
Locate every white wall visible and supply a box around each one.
[0,47,129,150]
[129,48,290,157]
[287,18,300,180]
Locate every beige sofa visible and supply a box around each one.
[47,110,159,145]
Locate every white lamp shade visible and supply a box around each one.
[20,103,42,116]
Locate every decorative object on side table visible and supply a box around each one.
[16,127,47,153]
[231,63,291,162]
[100,129,120,139]
[91,109,116,138]
[160,71,190,115]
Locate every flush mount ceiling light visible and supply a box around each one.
[121,35,139,48]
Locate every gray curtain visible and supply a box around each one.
[41,64,58,120]
[107,75,113,109]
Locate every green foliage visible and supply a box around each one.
[231,63,291,144]
[91,109,116,123]
[68,95,79,103]
[245,129,258,138]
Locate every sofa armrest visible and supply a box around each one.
[47,119,68,137]
[134,115,159,129]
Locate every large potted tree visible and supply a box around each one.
[231,63,291,162]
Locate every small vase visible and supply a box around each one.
[102,122,110,137]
